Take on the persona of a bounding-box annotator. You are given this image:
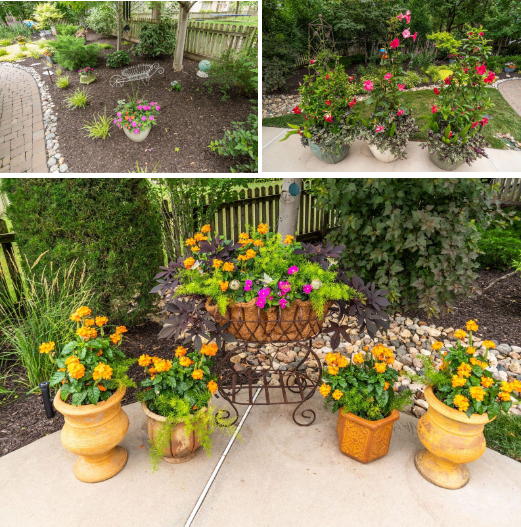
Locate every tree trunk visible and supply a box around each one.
[152,1,161,21]
[278,178,302,238]
[235,2,240,14]
[116,1,122,51]
[174,2,195,72]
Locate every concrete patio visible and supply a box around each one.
[262,127,521,172]
[1,392,520,527]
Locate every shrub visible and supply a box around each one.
[65,87,90,109]
[425,65,453,82]
[56,75,70,88]
[136,20,177,57]
[97,43,114,50]
[205,45,257,100]
[478,215,521,269]
[106,50,131,68]
[35,38,48,49]
[262,32,298,93]
[427,31,461,58]
[404,70,421,88]
[86,5,117,38]
[53,35,99,71]
[82,108,113,140]
[312,178,508,316]
[1,178,164,324]
[0,49,8,57]
[0,38,12,47]
[209,110,258,172]
[486,55,506,74]
[32,2,63,30]
[55,24,79,36]
[31,50,40,59]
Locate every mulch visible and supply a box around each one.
[273,60,521,96]
[1,268,519,457]
[20,32,255,173]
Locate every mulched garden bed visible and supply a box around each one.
[1,268,519,457]
[21,31,255,173]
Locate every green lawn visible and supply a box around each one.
[484,413,521,462]
[262,89,521,150]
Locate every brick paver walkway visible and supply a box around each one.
[499,80,521,117]
[0,66,47,173]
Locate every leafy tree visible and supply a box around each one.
[32,2,64,29]
[0,1,38,24]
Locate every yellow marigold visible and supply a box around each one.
[201,224,211,233]
[501,381,514,393]
[154,358,172,373]
[77,306,92,318]
[457,363,472,378]
[374,362,386,374]
[319,384,331,397]
[115,326,128,335]
[353,353,364,365]
[98,384,107,392]
[194,232,204,242]
[39,342,55,354]
[481,376,494,388]
[213,259,223,268]
[207,380,218,394]
[372,344,386,358]
[284,235,295,245]
[237,254,248,262]
[92,363,113,381]
[470,357,479,366]
[149,367,156,374]
[465,346,476,355]
[110,333,122,345]
[70,311,82,323]
[138,354,152,367]
[58,368,66,372]
[222,262,235,272]
[332,389,343,401]
[431,341,443,351]
[179,356,193,367]
[482,340,496,349]
[498,391,511,402]
[253,239,264,247]
[175,346,188,357]
[192,246,201,252]
[83,318,95,327]
[328,365,339,376]
[466,320,479,332]
[68,361,85,380]
[511,380,521,393]
[95,316,108,327]
[384,381,390,391]
[65,355,79,365]
[239,232,249,239]
[337,355,349,368]
[452,375,466,388]
[185,238,196,246]
[257,223,269,235]
[245,249,256,259]
[453,394,469,412]
[454,329,467,339]
[469,386,485,401]
[192,369,204,380]
[76,326,91,340]
[479,360,488,369]
[325,352,338,364]
[184,257,195,269]
[219,281,229,292]
[201,342,218,356]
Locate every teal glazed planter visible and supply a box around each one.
[429,151,466,171]
[308,140,349,164]
[504,67,515,73]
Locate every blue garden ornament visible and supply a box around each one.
[288,182,300,196]
[199,60,211,72]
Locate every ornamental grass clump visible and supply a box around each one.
[320,344,413,421]
[421,26,496,166]
[56,75,69,89]
[65,87,90,109]
[282,49,362,155]
[423,320,520,418]
[82,107,112,140]
[47,307,135,406]
[359,10,420,160]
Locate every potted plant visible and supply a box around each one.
[421,26,495,170]
[448,53,458,64]
[359,10,420,162]
[320,344,412,463]
[43,48,55,63]
[138,344,234,469]
[46,307,135,482]
[114,97,160,143]
[281,49,361,164]
[505,62,516,73]
[78,66,96,84]
[415,320,521,489]
[14,35,26,45]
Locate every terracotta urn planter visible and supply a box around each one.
[337,408,400,463]
[308,139,350,164]
[415,386,494,489]
[54,387,129,483]
[123,125,151,143]
[142,403,205,463]
[368,143,399,163]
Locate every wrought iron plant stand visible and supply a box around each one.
[214,306,326,427]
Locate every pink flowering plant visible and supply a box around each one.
[421,26,494,166]
[359,11,419,159]
[114,97,160,136]
[78,67,94,76]
[281,49,361,155]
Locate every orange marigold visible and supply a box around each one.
[469,386,485,401]
[201,224,211,233]
[207,380,218,394]
[374,362,386,374]
[95,316,108,327]
[501,381,514,393]
[319,384,331,397]
[328,365,339,376]
[465,346,476,355]
[454,329,467,339]
[110,333,122,345]
[201,342,218,356]
[68,361,85,380]
[175,346,188,357]
[222,262,235,272]
[337,355,349,368]
[70,311,82,323]
[77,306,92,317]
[84,318,95,327]
[452,375,466,388]
[184,257,195,269]
[332,389,343,401]
[194,233,204,242]
[384,382,390,391]
[115,326,128,335]
[498,391,511,402]
[253,239,264,247]
[481,376,494,388]
[219,281,229,292]
[185,238,196,246]
[213,259,223,268]
[192,369,204,380]
[179,356,193,367]
[245,249,256,259]
[98,384,107,392]
[353,353,364,365]
[39,342,55,354]
[453,394,469,412]
[257,223,269,235]
[431,341,443,351]
[92,363,113,381]
[482,340,496,349]
[154,358,172,373]
[466,320,479,332]
[138,354,152,367]
[284,235,295,245]
[457,363,472,378]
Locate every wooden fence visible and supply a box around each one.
[0,219,21,303]
[495,178,521,206]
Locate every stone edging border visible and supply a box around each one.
[0,62,69,173]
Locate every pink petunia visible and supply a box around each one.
[303,284,312,294]
[137,105,143,110]
[132,121,137,128]
[134,129,140,134]
[363,80,374,91]
[117,112,121,117]
[118,118,122,122]
[412,32,418,42]
[397,84,405,91]
[156,106,160,111]
[432,105,439,113]
[324,113,333,122]
[475,63,486,75]
[150,101,155,106]
[244,279,252,291]
[390,38,400,49]
[405,10,411,23]
[141,116,147,121]
[138,100,141,103]
[149,116,154,121]
[397,13,404,20]
[397,109,404,116]
[255,297,266,308]
[113,119,118,124]
[287,266,299,275]
[480,117,488,126]
[279,298,288,309]
[384,72,392,80]
[116,123,121,128]
[403,29,411,39]
[376,125,384,133]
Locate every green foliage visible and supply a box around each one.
[205,45,257,101]
[262,32,298,93]
[86,4,116,38]
[55,24,79,36]
[56,74,69,88]
[97,43,114,50]
[1,178,164,324]
[19,43,27,51]
[312,178,510,315]
[478,215,521,269]
[65,86,90,109]
[484,413,521,461]
[404,70,421,88]
[53,35,99,71]
[169,81,181,92]
[35,38,48,49]
[0,38,12,47]
[209,110,258,173]
[0,48,7,57]
[82,107,112,140]
[106,49,130,68]
[486,55,507,74]
[427,31,461,57]
[425,65,453,82]
[136,20,177,57]
[32,2,62,29]
[0,261,94,389]
[13,51,24,60]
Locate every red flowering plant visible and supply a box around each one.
[421,26,495,166]
[359,11,419,160]
[281,49,361,155]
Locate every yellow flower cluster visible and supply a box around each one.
[207,380,218,394]
[257,223,269,235]
[184,226,210,254]
[76,326,98,341]
[372,344,395,365]
[175,346,188,357]
[184,257,195,269]
[179,356,193,367]
[352,352,364,365]
[319,383,331,397]
[453,394,469,412]
[70,306,92,322]
[92,362,113,381]
[219,281,229,292]
[325,352,349,375]
[192,369,204,380]
[39,342,55,354]
[66,356,85,380]
[201,342,218,356]
[284,235,295,245]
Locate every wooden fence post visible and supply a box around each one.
[0,219,22,302]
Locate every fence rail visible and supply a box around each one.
[495,178,521,205]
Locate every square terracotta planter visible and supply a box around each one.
[336,408,400,463]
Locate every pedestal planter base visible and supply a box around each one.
[123,125,151,143]
[308,140,349,164]
[74,445,128,483]
[414,448,469,489]
[80,74,96,84]
[429,151,465,171]
[369,143,398,163]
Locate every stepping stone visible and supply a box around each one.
[30,63,41,66]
